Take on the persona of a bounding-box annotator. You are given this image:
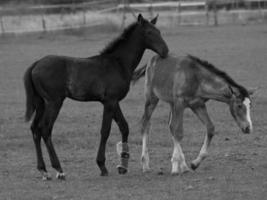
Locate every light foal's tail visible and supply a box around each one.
[131,64,147,84]
[23,61,38,122]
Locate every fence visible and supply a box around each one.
[0,0,267,35]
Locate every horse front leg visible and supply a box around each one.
[191,104,215,170]
[113,103,130,174]
[96,102,114,176]
[169,103,190,175]
[140,96,158,172]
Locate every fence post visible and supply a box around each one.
[177,0,181,25]
[213,0,218,26]
[232,0,235,10]
[0,15,5,35]
[41,15,46,32]
[121,0,127,29]
[40,5,47,33]
[83,8,86,25]
[149,0,153,19]
[205,0,209,25]
[258,0,261,11]
[258,0,263,20]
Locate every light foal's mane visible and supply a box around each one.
[188,54,249,99]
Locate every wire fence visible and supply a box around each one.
[0,0,267,35]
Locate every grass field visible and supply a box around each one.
[0,24,267,200]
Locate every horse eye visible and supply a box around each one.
[238,104,243,109]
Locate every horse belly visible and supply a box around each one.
[153,86,173,102]
[151,69,175,103]
[151,68,187,103]
[67,78,105,101]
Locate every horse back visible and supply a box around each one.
[31,55,129,102]
[146,55,200,102]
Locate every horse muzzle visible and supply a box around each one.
[242,126,252,134]
[160,46,169,58]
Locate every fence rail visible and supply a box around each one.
[0,0,267,35]
[0,0,116,15]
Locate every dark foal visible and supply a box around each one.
[24,14,169,180]
[133,54,255,174]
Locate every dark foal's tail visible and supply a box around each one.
[23,62,38,122]
[131,64,147,84]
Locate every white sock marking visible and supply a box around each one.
[199,135,208,158]
[141,134,150,170]
[192,135,209,166]
[243,97,252,131]
[171,137,188,174]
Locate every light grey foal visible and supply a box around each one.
[132,54,255,175]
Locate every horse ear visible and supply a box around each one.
[222,86,233,98]
[150,14,159,25]
[229,86,240,97]
[137,14,144,24]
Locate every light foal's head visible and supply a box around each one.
[228,87,254,134]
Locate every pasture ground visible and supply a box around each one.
[0,24,267,200]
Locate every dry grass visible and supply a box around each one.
[0,24,267,200]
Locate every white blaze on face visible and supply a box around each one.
[243,97,252,131]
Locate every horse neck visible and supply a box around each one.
[199,72,232,104]
[112,32,145,75]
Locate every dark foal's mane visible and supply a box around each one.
[188,54,249,98]
[100,22,139,55]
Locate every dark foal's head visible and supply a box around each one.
[137,14,169,58]
[228,87,254,134]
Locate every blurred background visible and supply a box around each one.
[0,0,267,35]
[1,1,267,200]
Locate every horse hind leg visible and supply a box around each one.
[140,95,159,172]
[191,105,215,170]
[30,99,51,180]
[40,100,65,180]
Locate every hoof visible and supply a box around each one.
[171,171,179,176]
[180,166,191,174]
[56,172,66,180]
[100,170,108,176]
[157,171,164,175]
[42,175,52,181]
[41,172,52,181]
[190,162,199,171]
[117,166,128,175]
